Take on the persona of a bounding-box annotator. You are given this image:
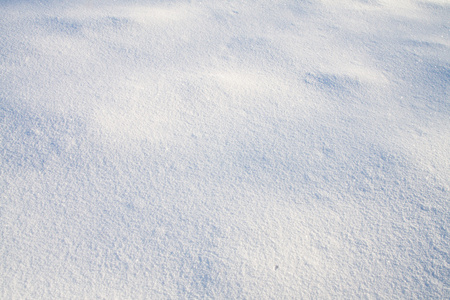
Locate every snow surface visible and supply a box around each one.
[1,0,449,298]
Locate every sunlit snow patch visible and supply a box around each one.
[118,3,198,25]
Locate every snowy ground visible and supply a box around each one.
[1,0,449,298]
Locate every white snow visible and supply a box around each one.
[1,0,449,298]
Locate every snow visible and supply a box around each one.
[1,0,449,298]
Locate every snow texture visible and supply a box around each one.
[1,0,449,298]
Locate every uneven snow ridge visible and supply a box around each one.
[1,0,449,298]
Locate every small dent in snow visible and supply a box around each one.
[304,72,361,94]
[42,17,83,35]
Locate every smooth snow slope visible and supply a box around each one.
[1,0,449,298]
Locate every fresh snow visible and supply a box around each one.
[1,0,449,299]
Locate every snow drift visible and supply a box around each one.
[1,0,449,298]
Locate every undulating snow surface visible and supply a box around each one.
[1,0,449,298]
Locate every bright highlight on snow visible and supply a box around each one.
[1,0,449,298]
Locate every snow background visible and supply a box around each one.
[1,0,449,298]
